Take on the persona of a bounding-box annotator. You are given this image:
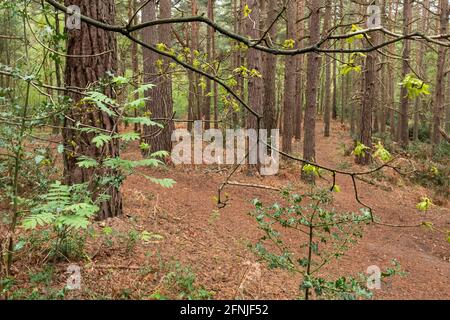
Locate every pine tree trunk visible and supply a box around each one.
[282,0,296,153]
[323,0,331,137]
[294,0,305,140]
[246,0,263,169]
[302,0,320,182]
[202,0,214,130]
[432,0,449,148]
[63,0,122,220]
[142,0,174,154]
[262,0,277,137]
[398,0,412,147]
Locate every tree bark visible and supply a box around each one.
[398,0,412,147]
[302,0,320,182]
[63,0,122,220]
[282,0,296,153]
[263,0,278,137]
[294,0,305,139]
[432,0,449,148]
[142,0,174,154]
[323,0,331,137]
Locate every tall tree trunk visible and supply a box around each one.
[432,0,449,148]
[203,0,214,130]
[413,0,429,141]
[323,0,332,137]
[263,0,278,138]
[398,0,412,147]
[379,0,388,134]
[142,0,174,154]
[191,0,201,122]
[63,0,122,220]
[282,0,296,153]
[129,0,140,133]
[294,0,305,139]
[302,0,320,182]
[246,0,263,168]
[331,2,338,121]
[356,9,378,165]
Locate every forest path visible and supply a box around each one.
[80,120,449,299]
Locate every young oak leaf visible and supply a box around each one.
[302,164,321,177]
[416,197,432,212]
[243,4,252,17]
[373,141,392,162]
[352,142,370,157]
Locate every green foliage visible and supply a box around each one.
[283,39,296,49]
[21,181,98,259]
[249,189,398,300]
[416,197,432,212]
[346,24,365,44]
[82,91,117,116]
[152,262,214,300]
[373,141,392,162]
[302,164,322,177]
[408,142,449,198]
[399,74,431,99]
[243,4,252,17]
[352,142,370,157]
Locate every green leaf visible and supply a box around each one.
[92,134,112,148]
[243,4,252,17]
[144,176,176,188]
[373,141,392,162]
[302,164,321,177]
[399,74,431,99]
[112,76,129,85]
[416,197,432,212]
[123,117,163,128]
[57,144,64,154]
[76,156,99,169]
[140,230,164,243]
[114,132,140,142]
[57,215,90,229]
[150,151,169,159]
[83,91,117,116]
[352,142,370,157]
[22,212,55,229]
[132,83,156,95]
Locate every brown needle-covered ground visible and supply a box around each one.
[4,121,450,300]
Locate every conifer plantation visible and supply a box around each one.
[0,0,449,302]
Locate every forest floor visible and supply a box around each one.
[4,120,450,300]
